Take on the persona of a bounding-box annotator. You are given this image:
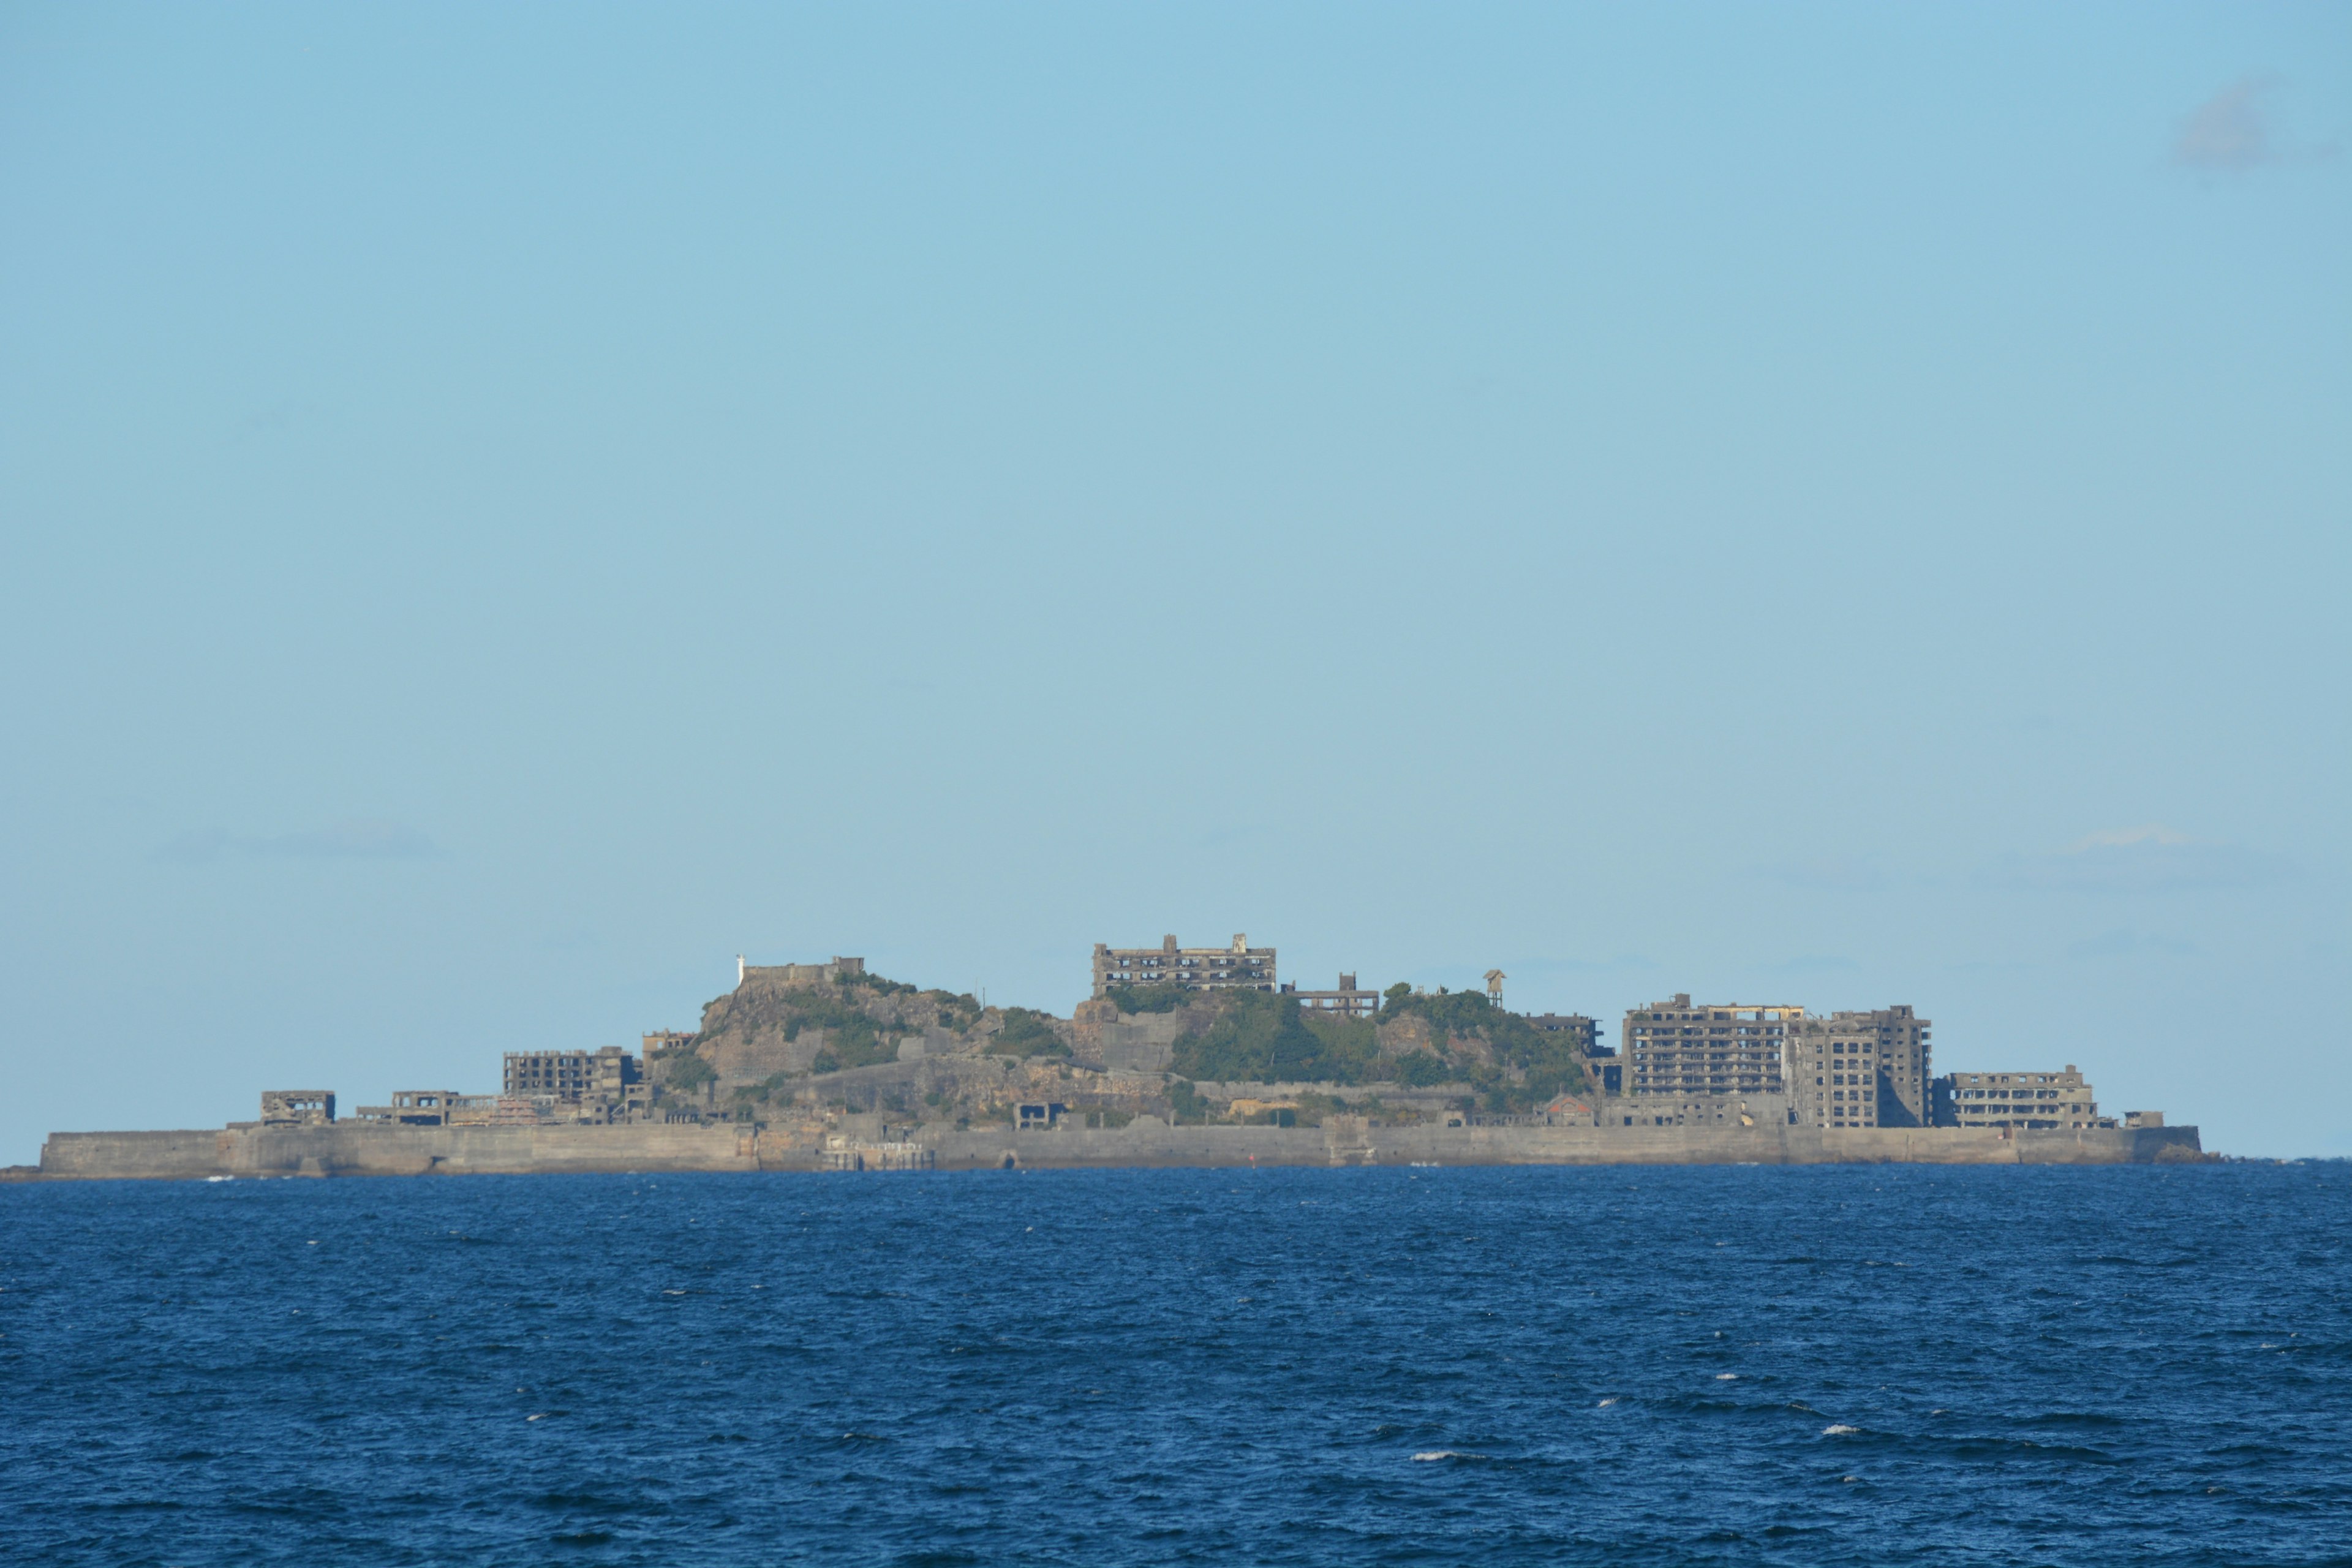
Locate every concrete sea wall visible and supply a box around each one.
[904,1119,2202,1172]
[39,1118,2203,1180]
[37,1123,760,1180]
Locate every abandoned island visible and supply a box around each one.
[32,933,2201,1178]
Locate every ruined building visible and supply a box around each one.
[258,1090,334,1126]
[1621,997,1797,1102]
[1278,973,1381,1019]
[1787,1006,1932,1129]
[1091,935,1276,997]
[1934,1067,2110,1130]
[738,956,864,987]
[350,1090,497,1127]
[499,1047,644,1121]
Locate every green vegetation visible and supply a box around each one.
[1170,992,1376,1084]
[986,1008,1069,1059]
[777,985,910,1073]
[1167,1079,1209,1124]
[1170,992,1461,1088]
[1102,980,1192,1014]
[1393,1050,1453,1087]
[728,1071,798,1112]
[1158,986,1591,1110]
[664,1049,716,1093]
[1380,986,1590,1110]
[930,992,982,1034]
[837,970,917,998]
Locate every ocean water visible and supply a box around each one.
[1,1163,2346,1567]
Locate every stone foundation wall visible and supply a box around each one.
[40,1118,2203,1180]
[40,1122,758,1179]
[911,1119,2203,1171]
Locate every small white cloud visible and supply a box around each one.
[2175,75,2278,172]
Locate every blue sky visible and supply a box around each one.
[2,3,2345,1161]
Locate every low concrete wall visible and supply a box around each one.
[36,1129,237,1180]
[917,1119,2204,1170]
[40,1122,759,1180]
[40,1118,2204,1180]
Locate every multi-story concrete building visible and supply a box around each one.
[1526,1013,1599,1050]
[502,1047,640,1109]
[1934,1067,2108,1130]
[1091,935,1276,998]
[1787,1006,1932,1129]
[1279,973,1379,1019]
[1621,996,1798,1104]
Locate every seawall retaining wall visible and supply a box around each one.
[39,1118,2203,1180]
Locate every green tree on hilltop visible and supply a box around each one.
[986,1008,1069,1058]
[1171,992,1382,1084]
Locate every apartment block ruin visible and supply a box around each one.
[1787,1006,1932,1129]
[1934,1067,2111,1131]
[1091,935,1276,997]
[1620,996,1796,1113]
[499,1047,647,1123]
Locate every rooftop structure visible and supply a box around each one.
[1279,972,1379,1019]
[1091,935,1275,998]
[737,956,864,987]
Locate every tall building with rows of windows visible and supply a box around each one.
[1621,996,1799,1106]
[1786,1006,1932,1129]
[1091,935,1276,998]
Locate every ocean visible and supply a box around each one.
[1,1163,2345,1566]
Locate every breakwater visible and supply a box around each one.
[34,1117,2203,1179]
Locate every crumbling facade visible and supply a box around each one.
[1280,973,1379,1018]
[259,1090,333,1126]
[1091,935,1276,997]
[739,957,864,987]
[499,1047,644,1122]
[1787,1006,1932,1129]
[1621,997,1797,1102]
[350,1090,497,1127]
[1934,1068,2110,1130]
